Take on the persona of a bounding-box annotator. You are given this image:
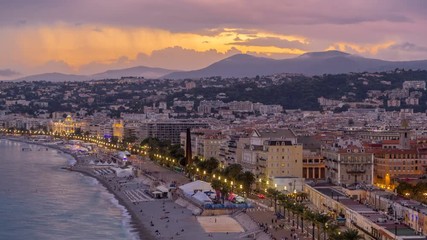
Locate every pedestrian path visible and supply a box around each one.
[123,189,154,203]
[246,207,270,212]
[93,168,114,175]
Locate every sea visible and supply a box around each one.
[0,139,139,240]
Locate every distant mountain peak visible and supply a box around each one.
[298,50,350,58]
[225,54,258,61]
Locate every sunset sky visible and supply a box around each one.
[1,0,427,79]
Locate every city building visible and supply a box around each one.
[237,128,303,180]
[112,120,124,141]
[50,115,81,134]
[140,120,209,145]
[324,139,374,186]
[305,184,425,240]
[180,129,226,161]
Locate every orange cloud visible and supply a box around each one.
[326,41,396,55]
[2,23,307,71]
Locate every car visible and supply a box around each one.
[257,193,266,199]
[235,196,245,203]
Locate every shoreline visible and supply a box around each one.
[69,166,155,240]
[2,136,154,240]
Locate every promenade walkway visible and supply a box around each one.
[246,207,316,240]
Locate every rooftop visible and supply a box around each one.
[313,185,420,237]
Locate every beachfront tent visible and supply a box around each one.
[152,191,163,199]
[156,185,169,198]
[116,151,128,161]
[179,180,214,196]
[191,191,213,205]
[112,167,134,178]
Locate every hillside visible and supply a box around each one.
[164,51,427,79]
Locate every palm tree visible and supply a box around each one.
[304,210,317,240]
[293,203,305,231]
[278,194,293,222]
[313,213,331,240]
[325,223,340,240]
[266,188,281,213]
[341,229,364,240]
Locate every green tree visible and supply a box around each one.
[237,171,255,196]
[396,181,414,196]
[169,144,185,160]
[223,164,243,181]
[330,229,363,240]
[123,135,137,144]
[197,157,219,174]
[192,156,202,165]
[211,179,229,204]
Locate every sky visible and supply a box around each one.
[1,0,427,79]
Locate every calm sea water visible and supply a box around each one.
[0,139,139,240]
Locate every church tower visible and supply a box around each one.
[399,118,410,149]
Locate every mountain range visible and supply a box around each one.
[12,66,175,82]
[11,51,427,81]
[164,51,427,79]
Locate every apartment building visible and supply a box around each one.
[180,129,226,161]
[141,120,209,145]
[237,128,303,180]
[324,139,374,186]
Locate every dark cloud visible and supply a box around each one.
[135,46,242,70]
[0,0,420,31]
[229,37,307,49]
[76,47,243,74]
[0,69,20,77]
